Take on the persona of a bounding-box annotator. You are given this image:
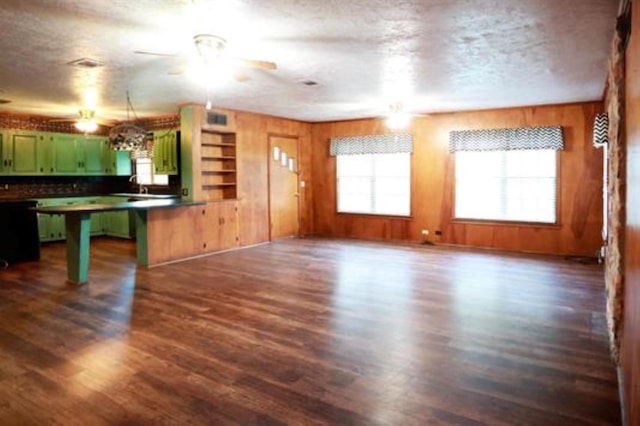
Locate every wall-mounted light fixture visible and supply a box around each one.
[273,146,280,161]
[280,152,288,167]
[288,157,295,172]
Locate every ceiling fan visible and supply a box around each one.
[135,34,277,82]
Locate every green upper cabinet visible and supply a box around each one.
[153,129,178,175]
[51,133,107,175]
[1,130,50,175]
[103,139,132,176]
[0,129,133,176]
[51,133,79,174]
[79,137,105,175]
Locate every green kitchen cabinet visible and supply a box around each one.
[2,130,41,175]
[103,141,132,176]
[36,199,66,242]
[153,129,178,175]
[79,137,105,175]
[50,133,106,175]
[104,210,131,238]
[50,133,79,174]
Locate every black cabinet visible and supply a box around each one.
[0,199,40,266]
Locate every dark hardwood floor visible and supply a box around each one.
[0,237,621,425]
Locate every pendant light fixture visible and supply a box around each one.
[108,91,148,152]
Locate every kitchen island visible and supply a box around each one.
[33,197,205,284]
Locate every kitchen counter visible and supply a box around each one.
[108,193,180,200]
[32,198,205,285]
[33,197,201,214]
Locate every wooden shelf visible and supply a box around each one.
[199,124,237,201]
[201,127,235,135]
[202,142,236,147]
[202,170,236,174]
[202,183,237,188]
[202,156,236,160]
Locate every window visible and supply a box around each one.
[134,158,169,185]
[337,152,410,216]
[455,149,557,223]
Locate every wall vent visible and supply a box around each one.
[207,112,227,126]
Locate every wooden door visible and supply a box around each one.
[268,135,299,240]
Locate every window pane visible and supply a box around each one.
[135,158,169,186]
[337,152,410,216]
[455,150,556,223]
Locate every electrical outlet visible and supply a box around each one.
[421,229,429,236]
[435,230,442,236]
[182,188,189,196]
[3,184,8,190]
[300,180,306,188]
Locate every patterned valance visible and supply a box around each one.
[449,126,563,152]
[593,113,609,147]
[330,133,413,156]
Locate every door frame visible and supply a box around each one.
[267,133,300,241]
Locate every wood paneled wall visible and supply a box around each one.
[235,111,313,245]
[622,0,640,423]
[311,102,604,256]
[180,105,313,247]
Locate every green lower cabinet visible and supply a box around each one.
[103,210,131,238]
[37,197,133,243]
[37,213,51,241]
[90,212,103,236]
[49,214,66,241]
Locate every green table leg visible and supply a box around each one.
[134,209,149,266]
[65,212,91,284]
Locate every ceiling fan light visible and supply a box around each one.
[194,34,226,59]
[386,113,411,130]
[75,120,98,133]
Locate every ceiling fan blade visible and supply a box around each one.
[134,50,179,57]
[227,57,277,71]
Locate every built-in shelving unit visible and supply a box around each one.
[200,130,236,200]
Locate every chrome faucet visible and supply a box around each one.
[128,174,148,194]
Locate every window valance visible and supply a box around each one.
[449,126,563,152]
[593,113,609,147]
[330,133,413,156]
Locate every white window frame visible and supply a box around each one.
[336,152,411,217]
[134,158,169,186]
[454,149,559,224]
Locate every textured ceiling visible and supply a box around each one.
[0,0,618,122]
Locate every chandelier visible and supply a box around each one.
[109,91,148,153]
